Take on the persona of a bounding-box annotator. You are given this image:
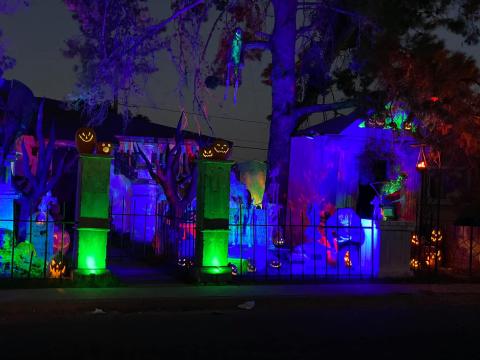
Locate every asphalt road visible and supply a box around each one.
[1,291,479,359]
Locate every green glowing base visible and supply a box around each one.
[73,269,111,279]
[76,228,108,274]
[192,266,232,283]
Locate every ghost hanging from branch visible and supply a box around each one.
[224,28,244,104]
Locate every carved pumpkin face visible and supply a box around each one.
[96,141,113,155]
[212,139,231,160]
[403,120,412,131]
[374,115,385,128]
[201,147,214,159]
[75,127,96,154]
[49,259,66,278]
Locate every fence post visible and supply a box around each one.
[194,159,234,282]
[469,226,473,277]
[74,153,113,278]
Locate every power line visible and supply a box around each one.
[233,145,268,151]
[125,103,269,126]
[228,137,268,145]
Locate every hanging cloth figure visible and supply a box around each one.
[224,28,244,104]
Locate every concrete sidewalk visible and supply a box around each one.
[2,283,480,303]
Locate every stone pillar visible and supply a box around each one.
[378,221,414,278]
[74,154,112,276]
[194,160,234,281]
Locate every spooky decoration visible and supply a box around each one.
[425,229,443,269]
[431,229,442,243]
[382,173,408,196]
[96,141,113,155]
[326,208,364,248]
[410,258,420,270]
[177,257,194,268]
[270,260,282,269]
[416,146,427,170]
[49,258,66,278]
[75,127,97,154]
[212,139,231,160]
[247,261,256,273]
[344,251,353,267]
[201,147,214,159]
[224,28,244,104]
[228,262,238,276]
[359,103,417,132]
[411,234,420,246]
[200,139,231,161]
[53,225,71,255]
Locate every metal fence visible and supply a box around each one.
[0,207,74,279]
[109,204,384,280]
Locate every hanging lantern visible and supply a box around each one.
[416,146,427,171]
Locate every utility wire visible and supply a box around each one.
[233,145,268,150]
[125,103,269,125]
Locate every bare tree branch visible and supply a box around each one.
[244,41,271,51]
[294,99,357,120]
[106,0,205,65]
[21,141,36,190]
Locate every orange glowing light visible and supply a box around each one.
[416,146,428,171]
[344,251,353,267]
[49,259,66,278]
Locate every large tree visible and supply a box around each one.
[169,0,480,210]
[63,0,205,126]
[63,0,164,126]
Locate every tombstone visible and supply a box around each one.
[26,210,54,263]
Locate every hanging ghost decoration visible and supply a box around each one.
[224,28,244,104]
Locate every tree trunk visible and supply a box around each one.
[17,197,34,242]
[264,0,298,210]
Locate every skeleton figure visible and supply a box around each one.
[224,28,244,104]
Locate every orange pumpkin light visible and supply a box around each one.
[212,139,231,160]
[49,259,66,278]
[96,141,113,155]
[201,147,214,159]
[75,127,97,154]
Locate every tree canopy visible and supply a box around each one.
[167,0,480,206]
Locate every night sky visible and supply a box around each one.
[0,1,478,161]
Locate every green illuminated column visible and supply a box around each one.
[75,154,112,276]
[195,160,234,281]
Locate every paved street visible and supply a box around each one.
[1,284,480,359]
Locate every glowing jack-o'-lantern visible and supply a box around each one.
[75,127,97,154]
[344,251,353,267]
[201,147,214,159]
[49,259,66,278]
[212,139,231,160]
[96,141,113,155]
[374,114,385,128]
